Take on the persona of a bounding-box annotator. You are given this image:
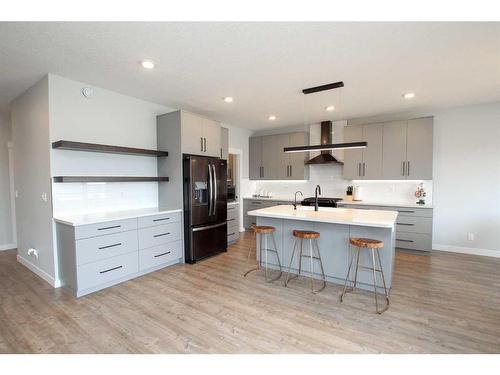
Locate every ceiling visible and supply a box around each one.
[1,22,499,130]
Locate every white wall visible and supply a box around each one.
[432,102,500,254]
[11,76,57,283]
[0,112,14,249]
[49,74,173,216]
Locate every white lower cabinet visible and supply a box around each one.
[56,209,183,297]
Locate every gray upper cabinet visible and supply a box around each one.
[249,132,309,180]
[343,124,383,179]
[382,117,433,180]
[249,136,263,180]
[220,127,229,160]
[180,111,221,157]
[344,116,433,180]
[382,120,408,179]
[406,118,433,180]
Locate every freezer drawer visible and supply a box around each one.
[187,222,227,263]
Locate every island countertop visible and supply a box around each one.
[248,205,398,228]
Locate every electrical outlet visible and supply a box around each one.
[467,232,475,241]
[41,192,48,202]
[27,248,39,259]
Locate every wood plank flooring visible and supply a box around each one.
[1,231,499,353]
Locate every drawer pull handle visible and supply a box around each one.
[154,232,170,238]
[228,232,236,236]
[154,251,171,258]
[100,265,123,274]
[228,207,235,210]
[397,239,414,243]
[397,223,414,226]
[227,218,235,222]
[398,210,415,213]
[252,202,262,204]
[98,225,121,231]
[98,242,122,250]
[153,217,170,222]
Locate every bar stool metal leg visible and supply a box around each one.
[284,238,299,286]
[376,248,390,309]
[310,239,326,293]
[243,232,260,277]
[340,246,357,302]
[264,232,282,282]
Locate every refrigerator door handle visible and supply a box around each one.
[192,221,226,232]
[212,164,217,216]
[208,163,213,216]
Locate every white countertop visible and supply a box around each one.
[53,207,183,226]
[248,205,398,228]
[243,196,294,202]
[338,200,433,209]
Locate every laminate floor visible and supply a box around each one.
[1,231,499,353]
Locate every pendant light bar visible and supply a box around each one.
[284,141,367,153]
[302,81,344,95]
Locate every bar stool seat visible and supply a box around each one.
[341,237,390,314]
[284,230,326,293]
[244,225,282,282]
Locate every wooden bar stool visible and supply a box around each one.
[284,230,326,293]
[244,225,282,282]
[340,237,390,314]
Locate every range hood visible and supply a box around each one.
[283,121,367,165]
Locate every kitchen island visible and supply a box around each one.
[247,205,398,291]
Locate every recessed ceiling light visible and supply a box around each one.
[223,97,233,103]
[141,60,155,69]
[325,105,335,111]
[402,92,415,99]
[268,115,277,121]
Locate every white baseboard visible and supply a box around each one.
[433,244,500,258]
[16,255,62,288]
[0,243,16,251]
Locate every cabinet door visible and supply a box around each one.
[407,118,433,180]
[382,120,407,179]
[220,127,229,160]
[203,118,221,157]
[362,124,383,179]
[261,135,280,179]
[249,137,262,180]
[278,134,291,179]
[288,132,308,180]
[181,112,205,155]
[343,126,363,179]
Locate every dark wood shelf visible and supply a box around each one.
[53,176,170,183]
[52,140,168,157]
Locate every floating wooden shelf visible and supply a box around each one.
[52,140,168,157]
[53,176,170,183]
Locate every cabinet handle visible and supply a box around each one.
[262,166,264,178]
[153,217,170,222]
[201,137,203,152]
[396,239,414,243]
[251,201,262,204]
[97,225,121,231]
[228,232,236,236]
[227,218,235,222]
[98,242,122,250]
[227,207,235,210]
[407,161,410,176]
[289,165,292,177]
[397,223,414,226]
[358,163,361,176]
[398,210,415,213]
[402,161,405,176]
[154,251,171,258]
[153,232,171,238]
[363,162,366,176]
[100,265,123,274]
[402,161,406,176]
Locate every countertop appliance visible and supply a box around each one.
[183,155,227,263]
[301,197,343,208]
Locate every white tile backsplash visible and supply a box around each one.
[52,182,159,217]
[252,164,432,204]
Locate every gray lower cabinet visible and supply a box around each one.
[337,203,433,252]
[227,203,240,244]
[56,210,183,297]
[243,198,293,229]
[249,132,309,180]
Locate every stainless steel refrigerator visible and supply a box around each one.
[183,155,227,263]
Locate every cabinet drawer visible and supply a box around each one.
[227,209,238,221]
[139,240,182,271]
[396,232,432,251]
[227,231,239,243]
[138,222,181,249]
[396,216,432,234]
[74,218,137,240]
[77,251,138,291]
[227,204,238,213]
[75,230,138,266]
[138,211,182,229]
[227,217,239,231]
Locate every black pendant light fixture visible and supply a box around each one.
[283,81,368,154]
